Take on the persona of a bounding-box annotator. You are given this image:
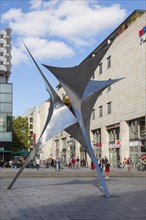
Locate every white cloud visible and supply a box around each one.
[2,0,127,65]
[29,0,42,10]
[22,37,75,59]
[11,46,27,66]
[2,1,126,41]
[11,37,75,66]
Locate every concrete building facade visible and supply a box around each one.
[89,10,146,168]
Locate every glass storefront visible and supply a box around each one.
[80,146,87,166]
[92,128,102,158]
[108,126,120,167]
[109,147,120,168]
[129,118,146,168]
[130,145,139,168]
[130,142,145,168]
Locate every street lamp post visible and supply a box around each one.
[67,138,75,157]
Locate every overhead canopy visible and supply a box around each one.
[0,149,12,153]
[141,154,146,160]
[14,150,30,156]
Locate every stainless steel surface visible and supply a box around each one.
[8,41,123,198]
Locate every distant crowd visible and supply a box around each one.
[0,154,145,172]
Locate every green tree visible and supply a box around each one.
[12,116,32,152]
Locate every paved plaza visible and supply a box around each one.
[0,168,146,220]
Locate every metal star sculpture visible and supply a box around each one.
[8,42,122,197]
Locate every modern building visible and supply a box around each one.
[89,9,146,168]
[22,108,34,144]
[28,100,53,166]
[28,10,146,168]
[0,28,12,162]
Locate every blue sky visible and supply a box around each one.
[1,0,146,116]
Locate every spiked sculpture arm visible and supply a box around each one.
[8,41,123,199]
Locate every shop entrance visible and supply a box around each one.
[80,147,87,167]
[94,147,101,159]
[109,148,120,168]
[130,145,144,168]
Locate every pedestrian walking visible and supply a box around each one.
[76,156,80,170]
[104,156,108,164]
[98,158,103,172]
[123,158,127,170]
[91,161,95,170]
[69,157,72,168]
[55,158,60,171]
[71,157,76,169]
[127,157,132,171]
[59,157,64,169]
[105,161,110,179]
[36,157,40,170]
[45,158,49,168]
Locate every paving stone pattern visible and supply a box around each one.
[0,176,145,220]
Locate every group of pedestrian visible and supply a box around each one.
[69,156,81,170]
[55,157,64,171]
[137,156,146,171]
[122,157,132,171]
[90,156,111,179]
[6,159,23,168]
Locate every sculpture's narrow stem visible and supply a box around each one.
[7,149,35,189]
[79,117,110,198]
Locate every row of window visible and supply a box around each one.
[0,113,12,132]
[92,118,145,143]
[92,127,119,143]
[92,55,111,79]
[92,102,111,120]
[99,55,111,74]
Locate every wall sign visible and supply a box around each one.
[109,140,121,148]
[139,25,146,44]
[95,142,102,147]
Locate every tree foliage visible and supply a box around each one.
[12,117,32,152]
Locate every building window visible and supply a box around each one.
[0,113,12,132]
[91,109,95,120]
[107,79,111,92]
[129,120,139,139]
[62,138,66,149]
[30,124,33,129]
[99,63,102,75]
[92,129,101,143]
[99,106,103,117]
[30,117,33,123]
[30,131,33,137]
[108,128,120,142]
[107,56,111,69]
[107,102,111,114]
